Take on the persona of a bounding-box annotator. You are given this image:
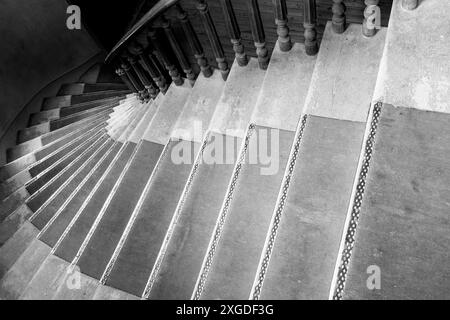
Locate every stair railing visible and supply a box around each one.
[106,0,323,100]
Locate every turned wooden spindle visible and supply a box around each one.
[273,0,292,52]
[176,5,212,77]
[197,0,229,80]
[121,59,148,101]
[304,0,318,56]
[115,66,138,94]
[332,0,346,34]
[362,0,380,37]
[220,0,248,66]
[129,41,168,93]
[147,28,184,86]
[161,16,196,85]
[126,52,158,99]
[247,0,269,69]
[402,0,418,10]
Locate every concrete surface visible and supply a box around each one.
[373,0,450,113]
[344,105,450,300]
[305,22,387,122]
[143,82,192,145]
[0,239,50,299]
[251,42,316,131]
[171,71,225,143]
[208,59,266,138]
[148,133,240,300]
[201,127,294,299]
[258,116,365,300]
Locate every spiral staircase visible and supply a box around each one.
[0,0,449,300]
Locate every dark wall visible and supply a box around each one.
[68,0,153,50]
[0,0,100,138]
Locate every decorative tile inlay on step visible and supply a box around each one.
[252,116,365,300]
[337,104,450,300]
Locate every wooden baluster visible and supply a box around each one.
[402,0,418,10]
[362,0,380,37]
[126,52,158,99]
[161,16,196,86]
[247,0,269,69]
[175,5,212,77]
[220,0,248,66]
[332,0,346,34]
[273,0,292,52]
[121,59,148,101]
[115,66,138,94]
[196,0,229,80]
[129,41,168,93]
[303,0,318,56]
[147,28,184,86]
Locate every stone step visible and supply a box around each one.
[148,45,311,300]
[58,83,128,96]
[6,101,133,163]
[41,90,131,110]
[339,105,450,300]
[1,122,107,201]
[18,106,116,144]
[103,71,226,297]
[247,22,386,300]
[0,108,137,225]
[29,97,124,125]
[0,105,143,291]
[372,0,450,114]
[74,82,193,284]
[1,97,137,181]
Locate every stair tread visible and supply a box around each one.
[208,58,265,138]
[148,133,240,300]
[258,116,365,300]
[200,126,294,300]
[305,22,386,122]
[251,42,316,131]
[373,0,450,113]
[344,105,450,300]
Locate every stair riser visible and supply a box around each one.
[58,83,128,96]
[42,91,130,110]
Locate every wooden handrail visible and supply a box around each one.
[105,0,179,63]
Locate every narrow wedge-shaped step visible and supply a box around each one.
[0,105,145,299]
[51,97,161,265]
[339,105,450,300]
[29,97,122,126]
[0,105,136,225]
[42,90,130,110]
[146,54,284,299]
[0,103,139,282]
[0,97,140,277]
[48,96,163,300]
[1,121,108,201]
[6,99,134,163]
[58,83,128,96]
[20,103,121,144]
[18,103,126,144]
[192,44,314,300]
[1,98,135,181]
[249,22,386,300]
[102,71,227,298]
[73,81,193,287]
